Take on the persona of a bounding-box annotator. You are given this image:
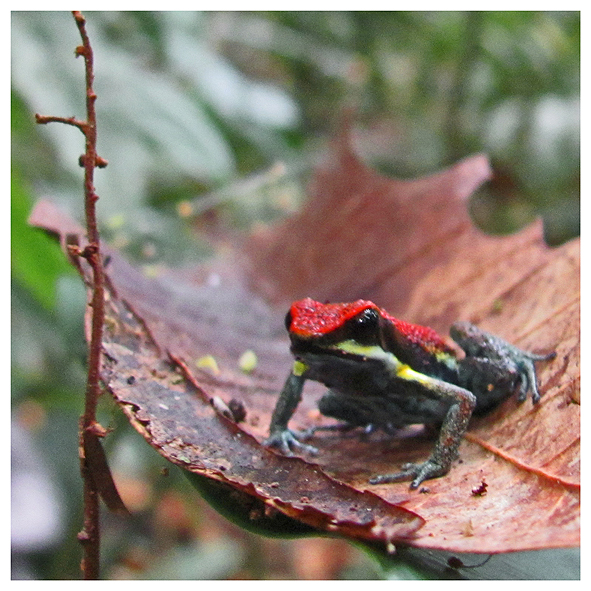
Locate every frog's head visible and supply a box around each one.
[285,298,457,366]
[285,298,385,355]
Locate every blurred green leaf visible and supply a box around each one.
[11,168,73,310]
[141,538,244,580]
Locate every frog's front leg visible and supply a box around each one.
[370,376,476,489]
[264,363,318,456]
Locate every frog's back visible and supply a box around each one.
[380,313,459,383]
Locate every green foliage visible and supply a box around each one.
[11,11,579,250]
[11,169,73,310]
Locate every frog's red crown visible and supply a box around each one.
[288,298,376,337]
[288,297,453,355]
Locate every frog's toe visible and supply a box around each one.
[264,430,318,456]
[520,373,541,404]
[369,459,448,489]
[369,467,416,486]
[530,350,557,362]
[513,347,555,404]
[516,359,545,404]
[408,460,449,488]
[517,378,530,403]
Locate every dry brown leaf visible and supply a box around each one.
[30,200,424,545]
[245,129,579,552]
[30,128,579,553]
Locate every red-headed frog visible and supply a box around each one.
[265,298,555,489]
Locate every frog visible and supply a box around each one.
[264,297,555,489]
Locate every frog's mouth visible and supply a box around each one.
[291,339,393,365]
[291,341,351,359]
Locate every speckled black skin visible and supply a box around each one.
[266,309,555,489]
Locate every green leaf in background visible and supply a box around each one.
[11,167,73,311]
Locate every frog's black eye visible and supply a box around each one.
[284,311,293,331]
[350,308,380,344]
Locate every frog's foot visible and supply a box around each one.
[264,429,318,456]
[517,350,557,404]
[452,322,555,406]
[369,459,450,489]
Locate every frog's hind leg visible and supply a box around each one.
[458,357,520,414]
[451,321,555,405]
[307,391,400,437]
[369,375,476,489]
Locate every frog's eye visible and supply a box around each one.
[350,307,380,344]
[284,310,293,331]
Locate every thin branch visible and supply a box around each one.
[36,11,107,580]
[34,113,86,130]
[75,9,104,580]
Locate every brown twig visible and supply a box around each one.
[35,114,86,130]
[36,11,107,580]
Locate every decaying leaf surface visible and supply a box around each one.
[30,200,424,545]
[245,130,579,553]
[30,129,579,553]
